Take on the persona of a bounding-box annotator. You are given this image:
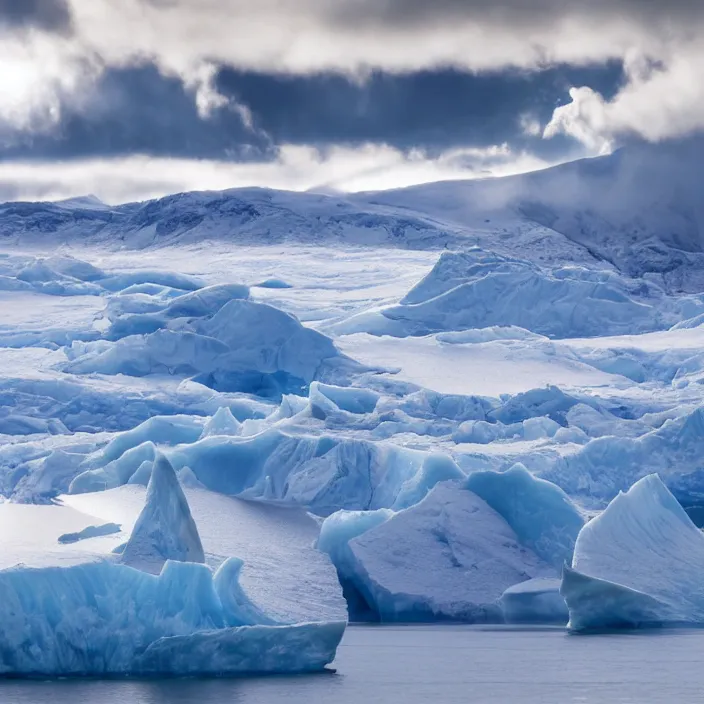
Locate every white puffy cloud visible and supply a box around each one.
[64,0,701,77]
[0,143,551,203]
[545,43,704,150]
[543,87,614,154]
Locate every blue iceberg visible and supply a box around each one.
[0,559,344,676]
[562,474,704,631]
[319,482,554,622]
[121,453,205,572]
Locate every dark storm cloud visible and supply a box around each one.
[0,60,623,163]
[0,64,275,162]
[216,62,624,158]
[0,0,72,33]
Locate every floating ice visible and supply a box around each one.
[70,426,465,515]
[0,559,345,675]
[321,482,553,622]
[121,454,205,573]
[500,578,567,624]
[342,251,670,339]
[199,406,242,438]
[545,407,704,506]
[452,417,561,444]
[254,278,292,289]
[63,485,348,625]
[64,298,361,397]
[58,523,121,544]
[562,474,704,631]
[466,464,584,569]
[106,283,250,340]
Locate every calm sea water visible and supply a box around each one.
[2,624,703,704]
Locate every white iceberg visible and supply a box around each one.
[320,482,553,622]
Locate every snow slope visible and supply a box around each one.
[3,139,704,287]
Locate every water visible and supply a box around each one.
[2,624,703,704]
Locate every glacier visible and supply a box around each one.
[1,139,704,672]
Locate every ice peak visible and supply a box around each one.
[121,453,205,573]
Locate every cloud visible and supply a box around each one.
[543,87,615,154]
[0,37,97,136]
[0,62,617,162]
[0,0,72,33]
[544,45,704,150]
[182,62,229,119]
[0,143,551,203]
[0,0,702,170]
[62,0,702,77]
[0,64,274,160]
[52,1,704,152]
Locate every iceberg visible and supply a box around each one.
[63,485,348,626]
[70,426,465,515]
[64,298,362,397]
[545,407,704,507]
[105,283,250,340]
[58,523,121,544]
[98,270,204,292]
[317,508,394,619]
[466,464,584,569]
[199,406,242,438]
[320,482,553,622]
[0,559,344,676]
[121,454,205,572]
[562,474,704,631]
[0,465,348,675]
[351,251,667,339]
[500,578,568,624]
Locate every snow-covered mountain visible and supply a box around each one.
[2,138,703,289]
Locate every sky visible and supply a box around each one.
[0,0,702,202]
